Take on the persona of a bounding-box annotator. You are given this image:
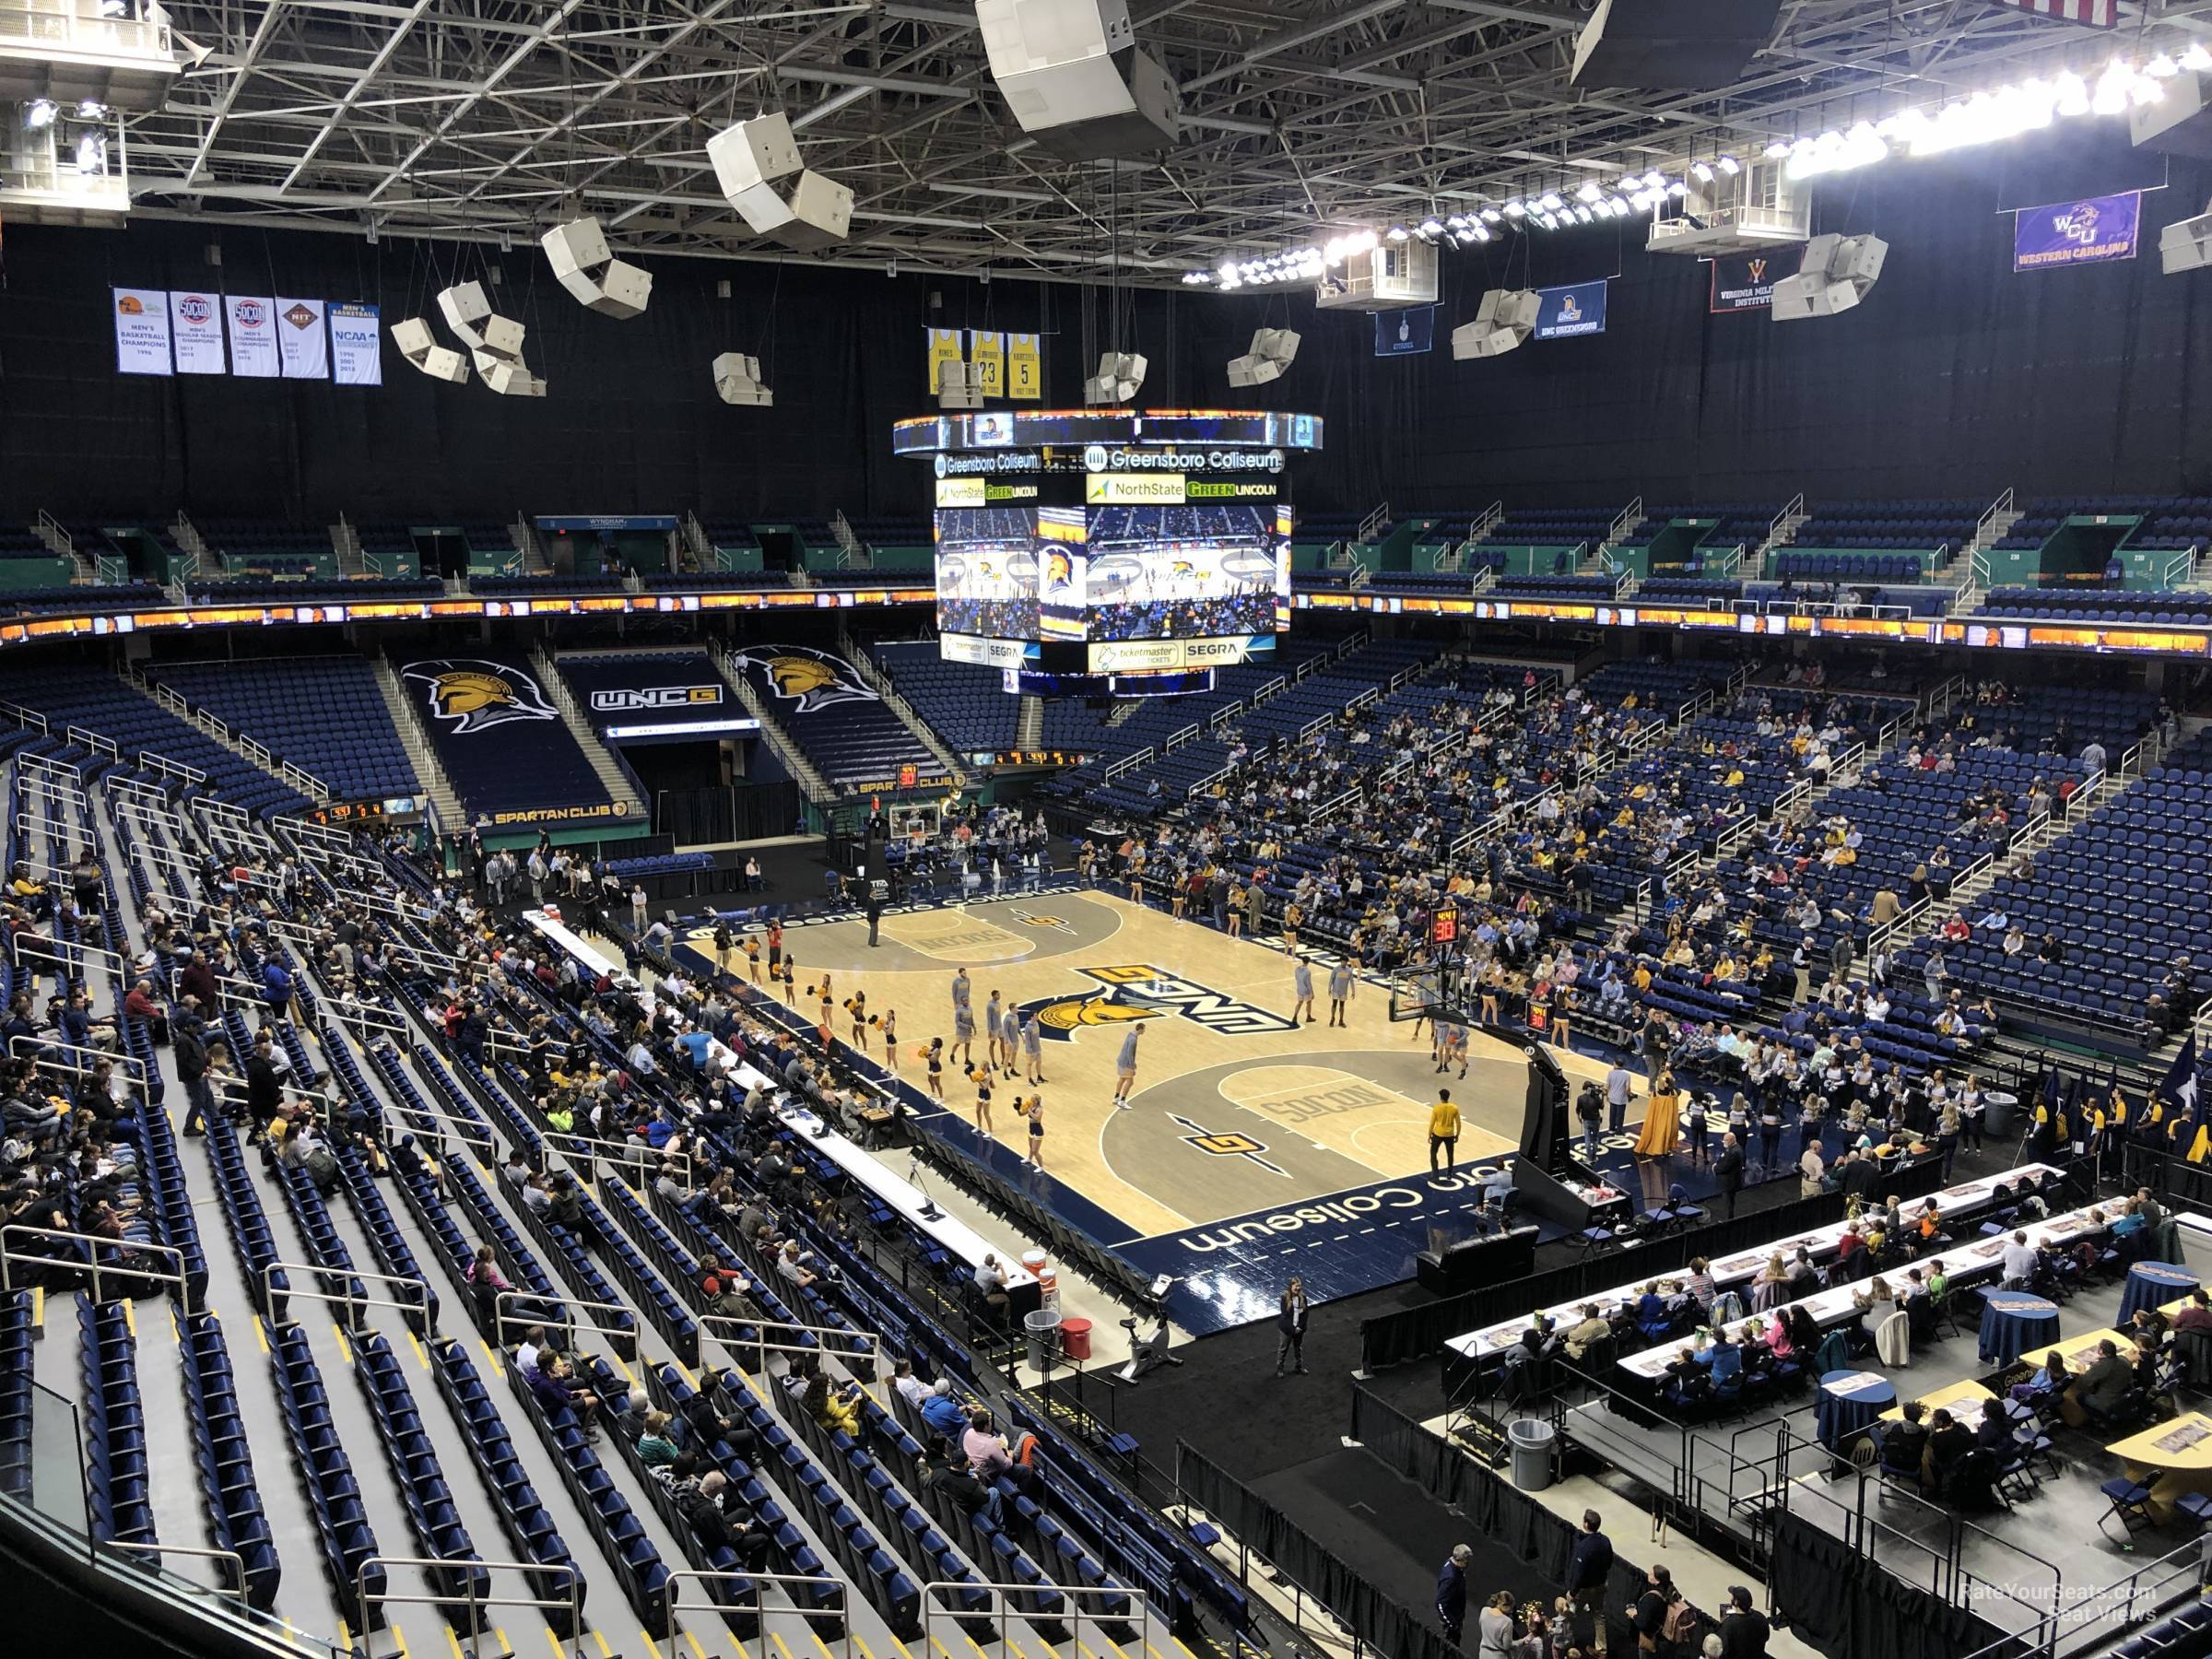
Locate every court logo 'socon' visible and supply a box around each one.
[1018,963,1298,1041]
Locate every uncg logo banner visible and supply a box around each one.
[557,653,733,730]
[1534,280,1607,339]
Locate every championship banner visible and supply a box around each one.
[168,290,228,374]
[1709,247,1803,312]
[1007,332,1042,400]
[1534,279,1607,339]
[112,288,173,375]
[969,329,1006,397]
[2014,191,2140,271]
[275,297,329,379]
[329,301,382,386]
[1374,306,1436,357]
[925,326,965,394]
[227,296,280,377]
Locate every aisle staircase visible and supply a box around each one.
[712,653,837,804]
[835,629,968,782]
[371,655,465,829]
[526,646,651,822]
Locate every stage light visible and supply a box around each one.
[1471,223,1492,241]
[1386,225,1409,241]
[1617,174,1641,191]
[1572,204,1592,222]
[2185,43,2212,74]
[540,216,653,319]
[1538,212,1559,230]
[1575,180,1603,203]
[1538,191,1565,212]
[1763,139,1790,159]
[1717,154,1741,174]
[1608,195,1631,216]
[1479,206,1503,224]
[1666,179,1688,196]
[1444,216,1467,231]
[1690,160,1714,182]
[2148,53,2180,78]
[76,100,106,119]
[1641,169,1664,188]
[1502,200,1526,218]
[1419,218,1444,237]
[1451,287,1539,359]
[24,99,54,130]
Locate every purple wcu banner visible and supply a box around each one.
[2013,190,2141,271]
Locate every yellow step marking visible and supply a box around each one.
[684,1630,710,1659]
[332,1323,354,1367]
[612,1355,638,1388]
[853,1640,877,1659]
[543,1630,568,1659]
[122,1298,135,1337]
[771,1634,802,1659]
[810,1634,839,1659]
[594,1632,614,1658]
[481,1340,504,1379]
[29,1287,42,1330]
[446,1629,466,1659]
[494,1630,512,1655]
[254,1315,271,1355]
[408,1332,430,1371]
[675,1359,698,1389]
[392,1620,413,1659]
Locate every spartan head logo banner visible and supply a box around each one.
[404,658,559,734]
[732,645,879,714]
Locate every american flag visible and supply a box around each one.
[1994,0,2116,26]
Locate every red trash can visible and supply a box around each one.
[1059,1317,1093,1361]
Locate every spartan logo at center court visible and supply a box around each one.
[730,645,879,713]
[1007,909,1075,935]
[1016,963,1300,1042]
[403,658,559,734]
[1168,1113,1288,1176]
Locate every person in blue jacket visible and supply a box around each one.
[1436,1543,1470,1643]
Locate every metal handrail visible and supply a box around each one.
[101,1539,250,1603]
[355,1555,585,1659]
[0,1223,192,1310]
[261,1262,433,1333]
[920,1576,1153,1659]
[660,1568,851,1659]
[491,1288,634,1348]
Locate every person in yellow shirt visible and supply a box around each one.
[1428,1089,1461,1174]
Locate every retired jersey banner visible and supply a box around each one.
[925,326,964,394]
[1375,305,1436,356]
[226,295,280,377]
[168,290,228,373]
[1709,246,1804,312]
[329,301,382,386]
[112,288,173,375]
[275,297,329,379]
[2014,191,2140,271]
[1534,279,1607,339]
[968,329,1006,397]
[1007,332,1041,400]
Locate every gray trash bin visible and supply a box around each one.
[1023,1308,1063,1373]
[1508,1418,1555,1491]
[1983,1091,2018,1138]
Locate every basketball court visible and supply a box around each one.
[676,888,1628,1331]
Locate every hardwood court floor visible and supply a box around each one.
[707,890,1621,1242]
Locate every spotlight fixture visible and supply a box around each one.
[1538,191,1565,212]
[1574,204,1594,223]
[437,279,547,395]
[1538,212,1559,230]
[1575,180,1603,203]
[1641,170,1665,189]
[1385,225,1409,241]
[1502,200,1526,218]
[76,100,106,119]
[1608,195,1631,216]
[390,317,469,384]
[1419,218,1444,237]
[712,351,773,406]
[1479,206,1503,223]
[24,98,55,130]
[1717,154,1741,174]
[1771,231,1888,322]
[1762,139,1790,159]
[1451,287,1540,359]
[540,216,653,319]
[1691,160,1713,182]
[1227,325,1299,386]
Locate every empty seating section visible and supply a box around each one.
[1481,505,1616,548]
[269,1322,387,1629]
[1771,553,1933,584]
[77,1294,155,1546]
[873,644,1020,752]
[145,658,421,800]
[0,524,59,563]
[0,582,168,615]
[1997,494,2212,556]
[728,649,935,789]
[1928,731,2212,1038]
[184,578,442,603]
[0,1290,31,1500]
[352,1331,493,1612]
[197,519,335,578]
[1488,573,1618,599]
[1979,589,2212,626]
[1792,499,1984,556]
[1617,502,1778,554]
[1639,577,1744,606]
[179,1312,282,1609]
[0,665,308,817]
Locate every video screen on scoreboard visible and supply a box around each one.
[1082,503,1283,642]
[934,504,1040,639]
